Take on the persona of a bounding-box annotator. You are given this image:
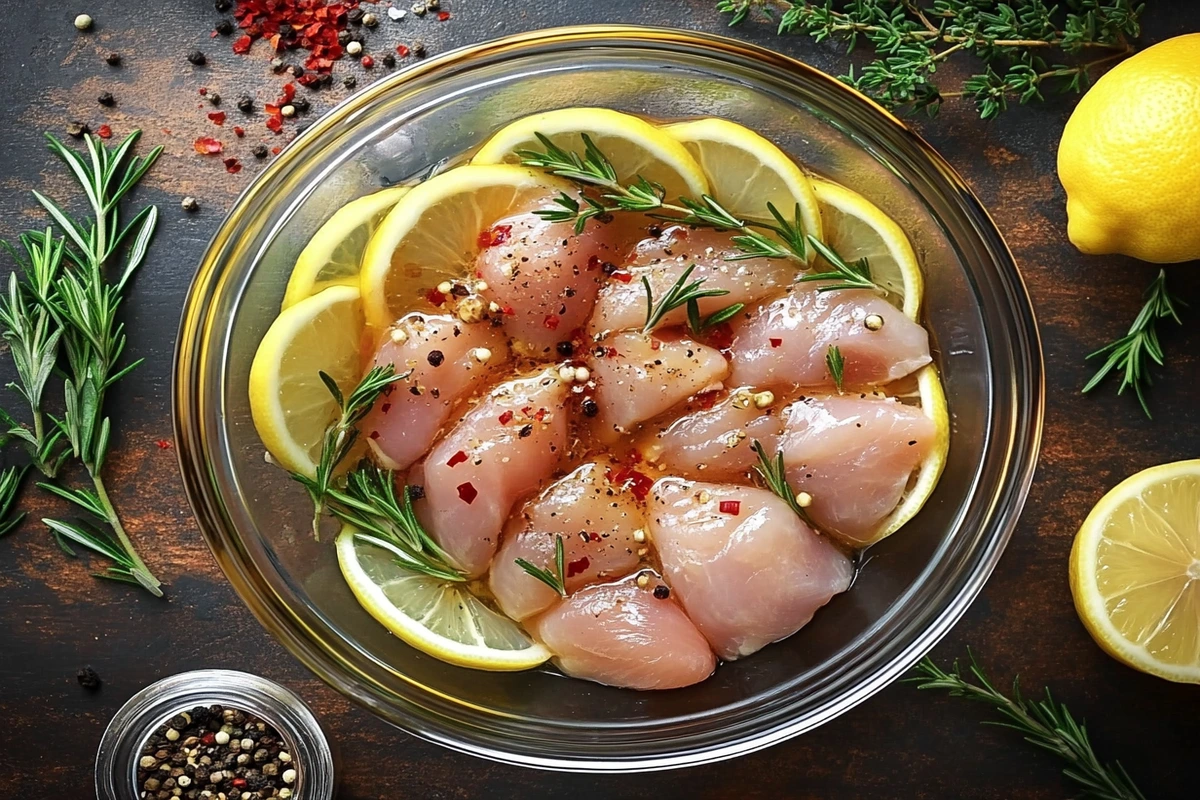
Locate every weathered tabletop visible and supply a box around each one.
[1,2,1198,798]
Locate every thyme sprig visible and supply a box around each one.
[327,465,465,582]
[0,466,27,537]
[293,365,407,538]
[518,133,810,265]
[1082,269,1183,418]
[718,0,1142,119]
[826,344,845,392]
[642,264,732,334]
[910,652,1145,800]
[515,533,567,597]
[0,131,163,595]
[750,439,814,524]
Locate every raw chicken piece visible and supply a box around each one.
[728,286,930,389]
[476,210,631,354]
[649,479,853,660]
[589,331,729,437]
[489,462,646,621]
[527,575,717,690]
[362,314,510,470]
[415,367,568,577]
[638,388,784,481]
[779,394,935,544]
[589,226,792,335]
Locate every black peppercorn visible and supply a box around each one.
[408,484,426,501]
[252,144,269,159]
[343,76,357,90]
[556,341,575,357]
[76,666,101,689]
[186,50,207,66]
[653,584,670,599]
[600,261,618,275]
[287,64,305,78]
[648,224,663,238]
[291,97,310,113]
[449,283,470,297]
[347,7,364,24]
[426,350,445,367]
[518,424,534,438]
[214,0,233,11]
[97,91,115,106]
[208,92,221,106]
[215,19,234,35]
[581,398,599,417]
[237,94,253,113]
[105,52,121,66]
[412,41,427,58]
[382,53,396,68]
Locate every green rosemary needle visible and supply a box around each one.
[750,439,813,525]
[0,465,27,537]
[826,344,845,392]
[910,652,1146,800]
[642,264,732,334]
[515,533,567,597]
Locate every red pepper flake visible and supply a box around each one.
[232,34,252,54]
[611,270,633,283]
[233,126,245,137]
[719,500,741,515]
[446,450,468,468]
[695,389,720,410]
[198,87,208,96]
[361,55,375,68]
[497,410,514,425]
[224,157,243,174]
[232,779,248,790]
[501,304,515,316]
[437,10,451,20]
[649,338,661,351]
[606,466,653,501]
[95,125,112,139]
[380,402,391,414]
[369,430,380,439]
[280,83,296,103]
[477,224,512,249]
[605,346,619,358]
[457,482,478,504]
[201,732,216,746]
[566,556,590,578]
[396,44,410,57]
[155,439,172,450]
[193,136,223,154]
[769,337,783,348]
[271,146,282,155]
[587,255,600,271]
[208,111,227,125]
[543,314,560,331]
[534,408,547,422]
[426,287,446,306]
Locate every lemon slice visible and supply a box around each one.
[471,107,709,200]
[1070,460,1200,683]
[812,178,923,320]
[662,118,823,258]
[282,186,410,309]
[862,364,950,545]
[359,164,564,329]
[249,284,364,478]
[336,527,552,671]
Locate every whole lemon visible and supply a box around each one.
[1058,33,1200,263]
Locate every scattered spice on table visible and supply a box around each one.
[181,197,200,213]
[105,52,122,66]
[137,705,298,800]
[98,91,115,107]
[77,666,102,690]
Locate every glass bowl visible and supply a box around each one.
[174,25,1043,772]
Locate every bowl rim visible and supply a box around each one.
[174,23,1044,772]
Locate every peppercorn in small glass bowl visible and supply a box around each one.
[175,25,1043,771]
[95,670,335,799]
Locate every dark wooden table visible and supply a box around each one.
[2,3,1198,798]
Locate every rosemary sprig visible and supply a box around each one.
[750,439,813,524]
[718,1,1142,119]
[292,365,407,538]
[0,466,27,537]
[802,236,878,292]
[910,652,1145,800]
[327,465,465,582]
[643,264,732,334]
[518,133,810,265]
[688,299,745,336]
[1082,269,1183,419]
[1,131,164,595]
[515,533,567,597]
[826,344,845,392]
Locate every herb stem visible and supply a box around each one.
[90,470,161,596]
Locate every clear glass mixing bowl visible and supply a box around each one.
[174,25,1043,772]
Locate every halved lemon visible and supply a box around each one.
[336,527,552,671]
[282,186,410,309]
[812,178,923,320]
[471,107,709,200]
[662,118,823,259]
[863,364,950,545]
[1070,460,1200,683]
[359,164,564,329]
[249,284,364,478]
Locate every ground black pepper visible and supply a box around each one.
[252,144,269,159]
[343,76,357,89]
[105,52,122,66]
[98,91,115,107]
[382,53,396,68]
[186,50,207,66]
[408,484,426,500]
[76,666,101,689]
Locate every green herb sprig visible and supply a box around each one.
[515,533,567,597]
[910,652,1145,800]
[1082,269,1183,418]
[642,264,735,334]
[0,466,27,537]
[803,236,878,292]
[293,365,407,538]
[826,344,845,391]
[718,0,1142,119]
[750,439,814,524]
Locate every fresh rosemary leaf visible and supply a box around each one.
[826,345,845,392]
[515,533,567,597]
[910,652,1146,800]
[750,439,813,525]
[642,264,731,334]
[801,236,882,293]
[0,466,27,537]
[688,299,745,336]
[1082,269,1183,418]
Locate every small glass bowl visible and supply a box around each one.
[95,670,336,799]
[174,25,1043,771]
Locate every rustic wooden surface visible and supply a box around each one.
[1,2,1198,798]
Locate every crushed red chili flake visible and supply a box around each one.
[95,125,112,139]
[497,410,514,425]
[695,389,720,410]
[380,402,391,414]
[587,255,600,271]
[193,136,223,154]
[199,87,208,96]
[611,270,633,283]
[718,500,741,515]
[224,157,243,174]
[232,34,252,54]
[534,408,547,422]
[208,111,227,125]
[706,322,735,350]
[456,482,478,504]
[426,287,447,306]
[446,450,468,468]
[606,466,653,501]
[233,0,356,76]
[605,346,619,358]
[155,439,172,450]
[521,406,533,416]
[649,338,661,351]
[566,556,590,578]
[271,146,282,155]
[437,10,451,20]
[477,224,512,248]
[233,125,245,137]
[232,779,248,790]
[769,337,783,348]
[266,113,284,133]
[369,430,380,439]
[501,304,515,316]
[396,44,410,57]
[543,314,560,331]
[201,732,216,746]
[361,55,374,68]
